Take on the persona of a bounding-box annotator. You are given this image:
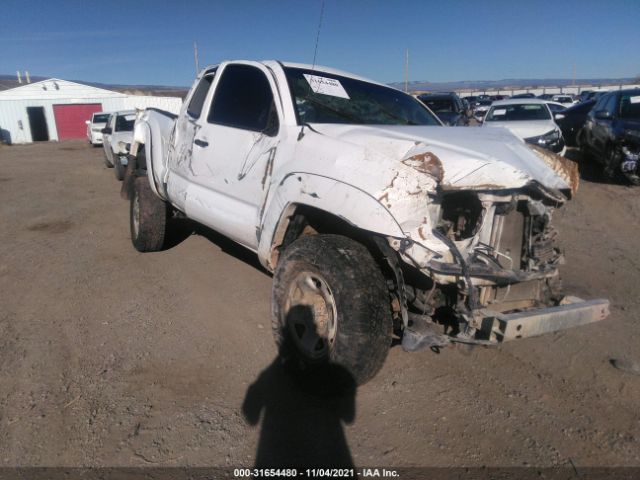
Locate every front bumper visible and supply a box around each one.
[402,297,609,351]
[484,296,609,341]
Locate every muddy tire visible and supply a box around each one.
[130,177,166,252]
[272,234,392,385]
[104,153,113,168]
[114,155,125,181]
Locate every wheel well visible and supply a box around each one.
[272,204,385,266]
[271,204,403,314]
[121,144,146,201]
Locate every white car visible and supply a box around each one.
[482,99,566,155]
[102,110,135,181]
[86,112,110,146]
[473,99,492,122]
[551,94,578,107]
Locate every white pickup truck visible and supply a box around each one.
[124,60,609,384]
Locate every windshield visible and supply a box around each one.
[619,94,640,120]
[283,67,440,126]
[486,103,551,121]
[115,114,135,132]
[419,97,455,113]
[93,113,109,123]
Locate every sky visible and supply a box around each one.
[1,0,639,87]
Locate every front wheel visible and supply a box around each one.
[130,177,167,252]
[272,234,392,385]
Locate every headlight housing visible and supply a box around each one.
[537,129,561,145]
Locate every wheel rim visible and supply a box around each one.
[132,193,140,238]
[284,271,338,360]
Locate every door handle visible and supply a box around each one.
[194,138,209,148]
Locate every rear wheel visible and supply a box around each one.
[130,177,167,252]
[272,234,392,385]
[114,155,125,181]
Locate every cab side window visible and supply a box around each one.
[187,70,216,118]
[207,64,278,135]
[593,94,609,113]
[604,94,617,116]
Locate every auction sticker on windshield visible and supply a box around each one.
[304,74,350,99]
[630,96,640,104]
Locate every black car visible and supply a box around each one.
[537,93,554,100]
[554,99,595,147]
[417,92,470,126]
[579,89,640,184]
[511,93,536,99]
[578,90,593,102]
[464,95,478,106]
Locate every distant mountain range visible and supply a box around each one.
[389,77,639,92]
[1,73,637,96]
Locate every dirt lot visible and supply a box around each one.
[0,141,639,468]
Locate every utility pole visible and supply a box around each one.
[25,71,31,83]
[572,63,576,86]
[194,42,200,76]
[16,70,22,84]
[404,48,409,93]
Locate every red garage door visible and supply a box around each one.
[53,103,103,140]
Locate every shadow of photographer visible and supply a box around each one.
[242,306,357,469]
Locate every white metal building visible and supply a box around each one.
[0,78,182,144]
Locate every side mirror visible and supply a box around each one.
[554,113,565,121]
[101,127,112,134]
[595,110,612,120]
[85,120,91,125]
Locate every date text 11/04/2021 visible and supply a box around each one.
[233,468,400,478]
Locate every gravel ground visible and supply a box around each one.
[0,140,638,468]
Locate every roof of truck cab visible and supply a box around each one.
[200,60,394,91]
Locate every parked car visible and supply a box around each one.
[464,95,478,106]
[578,91,593,103]
[579,89,640,184]
[473,99,492,122]
[554,99,596,147]
[482,99,566,155]
[537,93,555,100]
[102,110,135,181]
[86,112,110,146]
[511,93,536,99]
[123,60,607,384]
[545,101,567,114]
[551,94,577,107]
[586,91,608,102]
[416,92,470,126]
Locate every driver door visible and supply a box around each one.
[184,62,281,250]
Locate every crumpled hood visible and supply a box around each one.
[308,123,571,193]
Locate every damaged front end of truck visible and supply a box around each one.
[370,132,610,351]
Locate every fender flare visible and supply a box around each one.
[130,121,164,199]
[257,172,405,270]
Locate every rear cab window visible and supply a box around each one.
[187,69,217,119]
